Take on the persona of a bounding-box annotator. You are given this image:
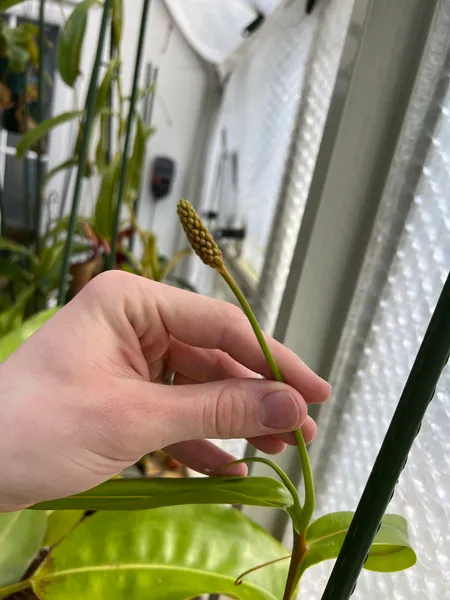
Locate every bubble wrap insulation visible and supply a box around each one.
[254,0,357,333]
[284,45,450,600]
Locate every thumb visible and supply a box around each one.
[133,379,308,449]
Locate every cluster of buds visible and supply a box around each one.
[177,199,224,271]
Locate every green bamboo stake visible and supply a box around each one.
[57,0,112,306]
[321,271,450,600]
[34,0,45,256]
[106,0,152,270]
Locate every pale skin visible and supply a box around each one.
[0,271,330,512]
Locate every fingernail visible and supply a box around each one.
[260,391,300,429]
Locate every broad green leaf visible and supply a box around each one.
[93,151,122,240]
[300,512,416,576]
[16,110,82,158]
[44,511,85,547]
[125,115,154,204]
[29,476,292,511]
[0,259,33,283]
[31,505,289,600]
[0,307,58,361]
[0,284,35,336]
[57,0,95,87]
[111,0,123,51]
[0,511,47,587]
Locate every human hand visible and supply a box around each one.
[0,271,330,511]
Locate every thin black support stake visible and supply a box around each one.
[57,0,113,306]
[321,271,450,600]
[106,0,152,270]
[128,62,158,253]
[34,0,46,256]
[23,69,32,233]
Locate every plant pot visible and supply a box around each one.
[70,255,101,296]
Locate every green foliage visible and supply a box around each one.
[16,110,82,157]
[126,115,154,204]
[0,285,36,336]
[0,308,58,361]
[0,0,28,10]
[30,506,289,600]
[29,476,293,512]
[93,151,122,240]
[43,511,85,548]
[0,511,47,587]
[299,512,416,577]
[0,21,39,72]
[111,0,123,52]
[57,0,95,88]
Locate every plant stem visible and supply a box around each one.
[235,555,291,585]
[0,579,32,598]
[106,0,152,270]
[219,267,315,599]
[57,0,112,305]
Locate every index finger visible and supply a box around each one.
[131,276,330,404]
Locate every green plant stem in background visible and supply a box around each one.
[34,0,46,257]
[219,267,314,600]
[57,0,112,305]
[0,580,31,599]
[106,0,152,270]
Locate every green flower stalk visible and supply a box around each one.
[177,199,315,599]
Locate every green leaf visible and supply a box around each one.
[0,237,37,262]
[44,511,85,547]
[16,111,82,158]
[35,242,67,292]
[57,0,95,87]
[94,112,108,173]
[125,115,153,204]
[0,1,29,10]
[44,159,78,186]
[301,512,416,575]
[30,505,289,600]
[0,308,58,361]
[95,58,118,116]
[0,284,35,337]
[0,259,33,284]
[29,476,292,512]
[0,511,47,587]
[111,0,123,51]
[93,151,122,240]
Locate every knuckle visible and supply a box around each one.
[208,384,253,438]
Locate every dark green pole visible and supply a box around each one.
[57,0,112,306]
[321,271,450,600]
[34,0,46,255]
[106,0,152,270]
[23,69,32,233]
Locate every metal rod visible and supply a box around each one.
[107,0,152,270]
[57,0,113,305]
[23,68,32,233]
[128,61,152,253]
[129,62,157,251]
[321,271,450,600]
[34,0,46,255]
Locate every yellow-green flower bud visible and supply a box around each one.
[177,199,224,270]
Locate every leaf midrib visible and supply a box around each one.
[308,525,404,547]
[35,564,280,600]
